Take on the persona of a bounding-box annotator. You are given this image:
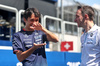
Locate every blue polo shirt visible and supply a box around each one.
[81,25,100,66]
[12,29,48,66]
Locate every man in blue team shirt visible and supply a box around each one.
[12,7,59,66]
[75,6,100,66]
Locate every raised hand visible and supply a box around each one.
[30,23,43,30]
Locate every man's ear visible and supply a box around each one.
[23,18,27,23]
[84,14,89,20]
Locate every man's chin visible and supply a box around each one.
[30,29,34,31]
[28,28,34,31]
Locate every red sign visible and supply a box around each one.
[61,41,73,51]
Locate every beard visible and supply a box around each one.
[78,18,84,27]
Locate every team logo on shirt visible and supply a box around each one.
[25,44,32,47]
[34,35,42,40]
[35,33,38,35]
[34,35,42,44]
[24,34,29,38]
[90,33,93,37]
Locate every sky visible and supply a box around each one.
[75,0,100,10]
[58,0,100,10]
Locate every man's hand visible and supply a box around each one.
[30,23,43,30]
[33,43,46,49]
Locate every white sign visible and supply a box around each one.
[67,62,80,66]
[16,62,23,66]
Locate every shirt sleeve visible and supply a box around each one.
[42,32,48,43]
[12,33,23,54]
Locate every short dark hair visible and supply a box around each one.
[23,8,40,20]
[77,6,82,10]
[77,6,95,21]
